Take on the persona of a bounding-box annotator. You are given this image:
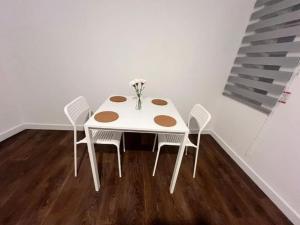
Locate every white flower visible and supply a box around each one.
[129,79,137,87]
[139,79,146,84]
[130,78,146,85]
[134,78,146,84]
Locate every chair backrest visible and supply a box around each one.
[64,96,90,128]
[188,104,211,147]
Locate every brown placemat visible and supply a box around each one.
[94,111,119,123]
[154,115,177,127]
[110,96,127,102]
[152,99,168,106]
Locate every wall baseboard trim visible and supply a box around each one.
[0,124,210,141]
[208,130,300,225]
[0,124,26,142]
[24,123,75,130]
[0,123,81,143]
[0,123,298,223]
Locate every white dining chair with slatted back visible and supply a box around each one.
[152,104,211,178]
[64,96,123,177]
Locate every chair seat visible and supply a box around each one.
[77,130,122,146]
[158,133,196,148]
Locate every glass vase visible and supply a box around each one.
[136,95,142,110]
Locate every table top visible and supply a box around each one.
[85,96,189,134]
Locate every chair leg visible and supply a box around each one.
[74,143,77,177]
[152,145,161,176]
[122,133,126,152]
[152,134,157,152]
[193,147,199,178]
[116,146,122,177]
[185,146,188,155]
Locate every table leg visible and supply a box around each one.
[170,132,188,194]
[84,126,100,191]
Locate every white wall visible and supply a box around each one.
[0,0,254,128]
[0,72,23,138]
[213,72,300,223]
[1,0,299,223]
[0,2,23,140]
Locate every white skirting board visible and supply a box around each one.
[0,124,25,142]
[25,123,76,130]
[208,130,300,225]
[0,123,298,224]
[0,123,82,142]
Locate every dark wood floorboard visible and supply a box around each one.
[0,130,292,225]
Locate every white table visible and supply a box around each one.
[84,96,189,193]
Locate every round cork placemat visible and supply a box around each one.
[152,99,168,106]
[154,115,177,127]
[94,111,119,123]
[110,96,127,103]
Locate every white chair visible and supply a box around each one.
[64,96,123,177]
[152,104,211,178]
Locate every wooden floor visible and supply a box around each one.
[0,130,291,225]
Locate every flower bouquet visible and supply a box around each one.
[129,78,146,110]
